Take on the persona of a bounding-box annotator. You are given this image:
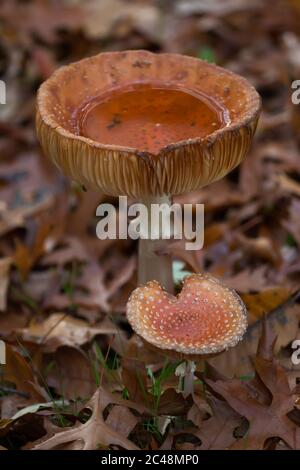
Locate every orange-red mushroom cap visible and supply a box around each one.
[126,274,247,356]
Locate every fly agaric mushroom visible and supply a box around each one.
[126,273,247,395]
[36,50,261,293]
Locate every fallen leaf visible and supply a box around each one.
[242,288,293,321]
[158,389,190,416]
[223,266,271,293]
[208,302,300,377]
[1,0,82,44]
[41,236,90,267]
[275,173,300,197]
[14,222,52,280]
[233,233,281,266]
[105,404,138,437]
[187,394,212,428]
[0,257,12,311]
[282,199,300,247]
[45,347,97,400]
[9,400,70,422]
[194,398,242,449]
[0,196,55,237]
[206,321,298,449]
[18,313,120,353]
[122,357,153,408]
[83,0,161,42]
[2,345,47,403]
[176,0,261,16]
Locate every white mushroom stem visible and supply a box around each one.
[138,195,174,294]
[175,360,196,397]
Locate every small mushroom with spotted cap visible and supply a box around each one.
[36,50,261,294]
[126,273,247,396]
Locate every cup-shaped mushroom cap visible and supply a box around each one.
[36,50,261,198]
[126,274,247,356]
